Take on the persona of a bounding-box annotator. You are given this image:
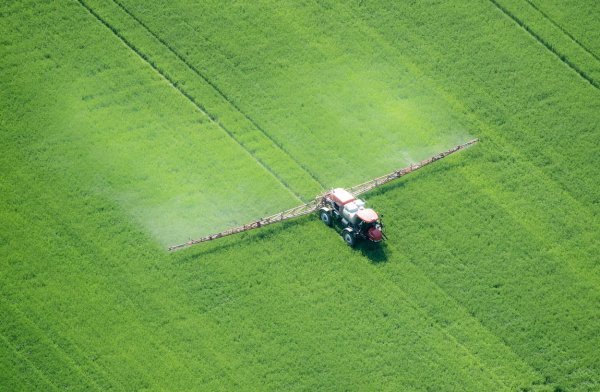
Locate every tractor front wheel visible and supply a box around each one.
[342,230,356,247]
[320,210,333,226]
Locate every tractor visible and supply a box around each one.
[168,139,478,252]
[319,188,386,247]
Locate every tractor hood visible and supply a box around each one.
[357,208,379,223]
[367,226,383,242]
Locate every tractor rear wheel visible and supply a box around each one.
[342,230,356,247]
[320,210,333,226]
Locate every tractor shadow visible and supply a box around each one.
[355,241,389,264]
[328,224,388,264]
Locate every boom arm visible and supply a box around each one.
[348,138,479,196]
[168,197,324,251]
[168,138,478,251]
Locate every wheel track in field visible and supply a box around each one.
[334,1,600,279]
[179,215,544,389]
[328,2,599,386]
[367,258,527,390]
[489,0,599,90]
[2,148,234,389]
[178,225,514,389]
[76,0,310,203]
[524,0,600,63]
[350,224,544,389]
[110,0,326,191]
[0,331,60,391]
[0,299,105,391]
[2,290,130,390]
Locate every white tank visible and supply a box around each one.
[342,199,366,224]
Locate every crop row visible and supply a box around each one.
[1,0,302,247]
[2,0,598,390]
[118,0,475,189]
[83,0,324,202]
[492,0,600,88]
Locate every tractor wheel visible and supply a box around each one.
[342,230,356,247]
[320,210,333,226]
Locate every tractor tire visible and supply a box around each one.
[342,230,356,247]
[320,210,333,226]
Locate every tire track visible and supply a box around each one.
[9,295,128,391]
[524,0,600,63]
[335,3,597,385]
[489,0,599,90]
[0,300,103,391]
[0,332,60,391]
[76,0,306,202]
[110,0,327,190]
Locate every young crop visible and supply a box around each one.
[1,0,598,391]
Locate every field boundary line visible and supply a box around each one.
[76,0,305,202]
[489,0,599,90]
[110,0,327,190]
[524,0,600,63]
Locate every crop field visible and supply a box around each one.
[1,0,599,391]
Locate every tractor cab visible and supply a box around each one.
[329,188,356,214]
[320,188,385,246]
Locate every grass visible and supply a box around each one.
[1,0,599,391]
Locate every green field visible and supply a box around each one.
[1,0,599,391]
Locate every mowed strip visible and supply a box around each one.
[0,1,301,246]
[82,0,324,201]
